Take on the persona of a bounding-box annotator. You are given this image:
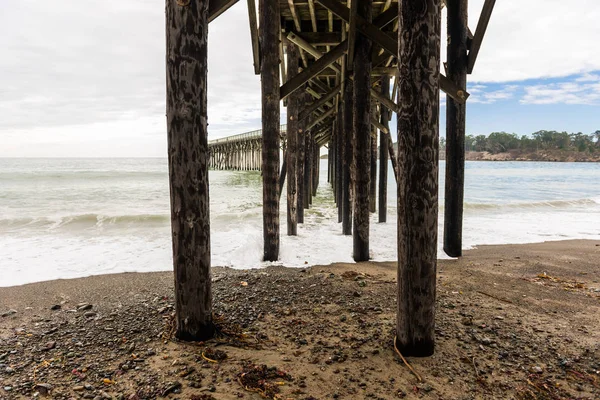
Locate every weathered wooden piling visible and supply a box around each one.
[378,77,390,223]
[166,0,213,341]
[286,44,300,236]
[342,78,353,235]
[304,128,311,209]
[370,124,377,213]
[444,0,468,258]
[260,0,280,261]
[396,0,441,357]
[352,0,373,262]
[298,102,306,224]
[336,111,343,223]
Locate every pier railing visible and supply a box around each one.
[208,124,287,146]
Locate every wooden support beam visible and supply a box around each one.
[280,40,348,100]
[370,87,399,114]
[287,32,341,73]
[468,0,496,74]
[444,0,468,257]
[371,115,388,134]
[260,0,281,261]
[378,77,390,223]
[341,74,353,235]
[299,84,341,121]
[369,123,377,213]
[336,109,343,222]
[286,44,300,235]
[308,108,335,130]
[346,0,359,70]
[352,0,372,262]
[278,152,287,200]
[292,32,341,46]
[166,0,214,341]
[209,0,239,22]
[318,0,468,103]
[308,0,318,32]
[287,0,301,31]
[247,0,260,74]
[396,0,441,358]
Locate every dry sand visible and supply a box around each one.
[1,240,599,399]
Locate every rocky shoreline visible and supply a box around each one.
[1,240,599,399]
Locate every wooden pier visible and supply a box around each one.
[166,0,496,355]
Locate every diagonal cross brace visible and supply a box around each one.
[317,0,469,104]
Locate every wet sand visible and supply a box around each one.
[1,240,599,399]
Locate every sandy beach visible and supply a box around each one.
[1,240,599,399]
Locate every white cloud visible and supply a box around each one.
[1,0,600,156]
[521,81,600,105]
[467,84,518,104]
[464,0,600,82]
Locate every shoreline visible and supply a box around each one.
[1,240,599,399]
[1,238,598,290]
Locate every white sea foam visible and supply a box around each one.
[1,158,599,287]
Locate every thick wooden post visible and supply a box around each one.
[342,79,353,235]
[298,107,306,224]
[370,124,377,213]
[444,0,468,258]
[286,45,299,235]
[166,0,213,341]
[336,112,343,223]
[396,0,441,357]
[260,0,280,261]
[313,140,319,196]
[379,77,390,223]
[352,0,373,262]
[305,130,312,208]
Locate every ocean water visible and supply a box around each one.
[1,158,599,287]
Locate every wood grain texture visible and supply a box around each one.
[370,123,377,213]
[352,0,373,262]
[260,0,280,261]
[379,77,390,223]
[166,0,214,341]
[286,44,300,236]
[336,111,343,222]
[396,0,441,357]
[297,92,307,224]
[342,78,353,235]
[444,0,468,257]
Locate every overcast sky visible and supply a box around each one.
[0,0,599,157]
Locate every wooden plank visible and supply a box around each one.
[299,84,341,121]
[166,0,213,341]
[261,0,281,262]
[444,0,468,257]
[468,0,496,74]
[396,0,440,358]
[280,40,348,100]
[247,0,260,74]
[209,0,239,22]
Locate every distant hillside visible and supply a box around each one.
[322,143,600,162]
